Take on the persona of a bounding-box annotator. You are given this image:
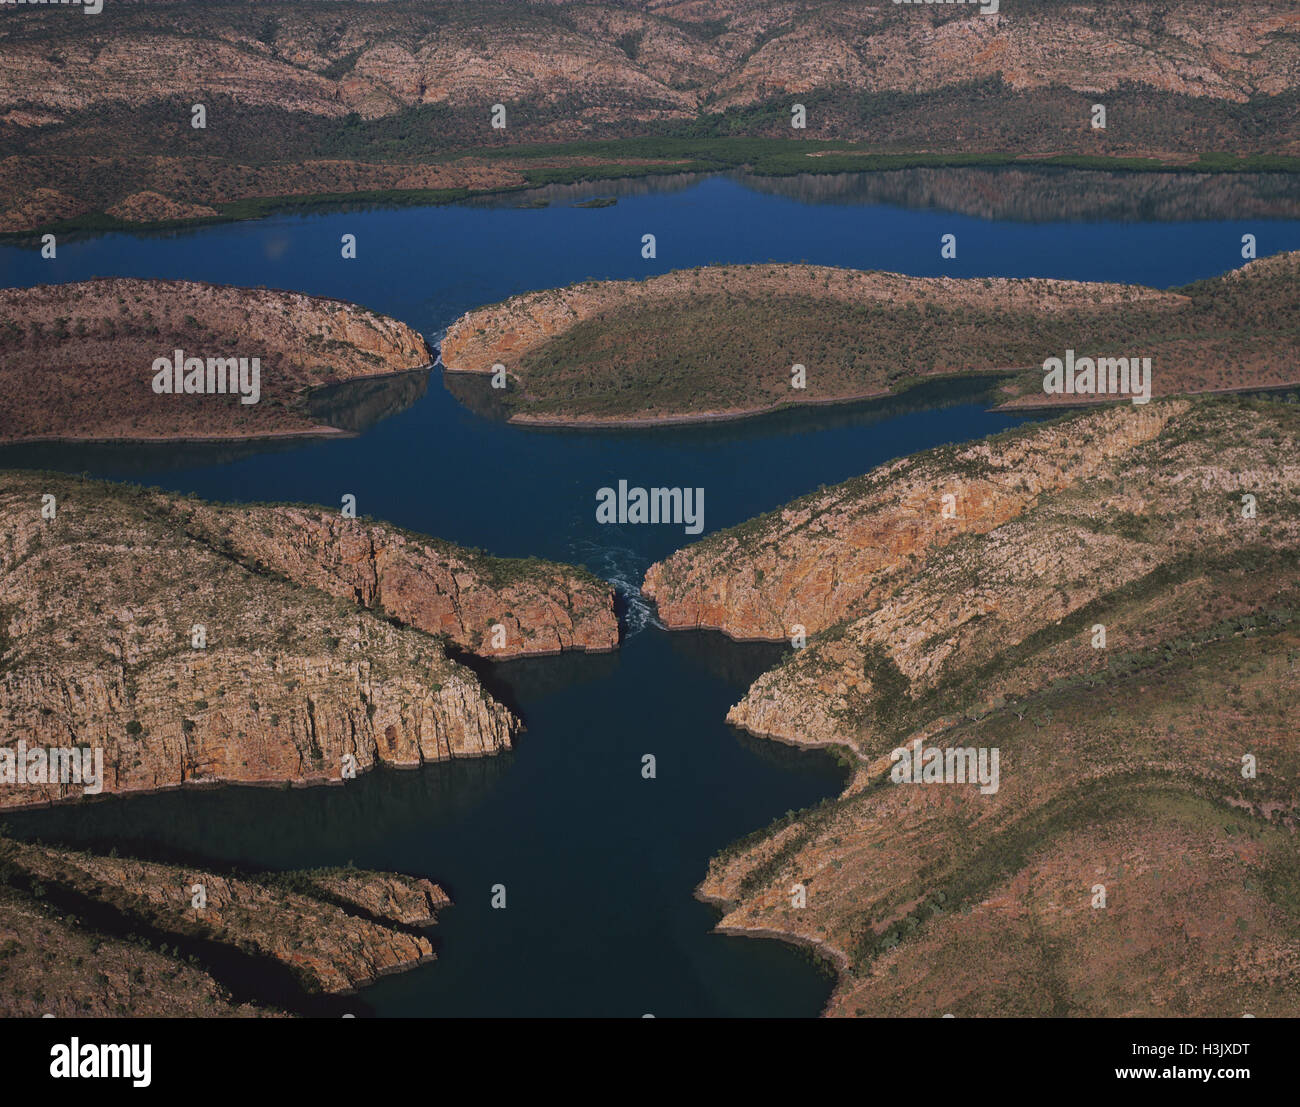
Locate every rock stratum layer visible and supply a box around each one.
[0,278,430,442]
[648,397,1300,1015]
[0,835,450,1015]
[0,471,618,809]
[443,254,1300,423]
[2,1,1298,231]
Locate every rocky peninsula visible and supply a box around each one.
[0,278,431,443]
[441,254,1300,424]
[646,396,1300,1016]
[0,834,453,1016]
[0,471,618,810]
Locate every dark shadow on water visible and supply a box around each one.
[664,628,791,690]
[445,644,623,721]
[442,371,1025,444]
[0,758,515,874]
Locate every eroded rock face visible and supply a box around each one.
[675,397,1300,1016]
[648,400,1300,751]
[0,278,431,442]
[0,472,613,809]
[2,3,1296,231]
[3,837,450,1002]
[645,403,1180,642]
[3,3,1294,121]
[163,499,619,658]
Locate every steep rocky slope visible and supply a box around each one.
[3,2,1294,123]
[159,498,618,657]
[0,278,431,442]
[443,254,1300,423]
[647,397,1300,1015]
[2,1,1297,231]
[0,471,617,810]
[0,835,452,1015]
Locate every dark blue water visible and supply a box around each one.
[4,173,1298,332]
[3,169,1296,1016]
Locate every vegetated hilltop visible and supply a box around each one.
[2,0,1297,232]
[0,835,452,1015]
[645,397,1300,1015]
[440,253,1300,423]
[0,278,431,442]
[0,470,618,809]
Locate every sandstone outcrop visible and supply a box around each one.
[2,2,1297,231]
[0,472,617,809]
[3,2,1294,123]
[0,835,454,1013]
[652,396,1300,1014]
[162,499,619,659]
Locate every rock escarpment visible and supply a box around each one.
[0,472,617,809]
[164,498,618,658]
[650,397,1300,1015]
[0,278,431,443]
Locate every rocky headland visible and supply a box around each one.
[645,396,1300,1015]
[0,834,452,1015]
[0,278,431,443]
[0,471,618,810]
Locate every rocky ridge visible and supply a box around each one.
[0,835,453,1014]
[441,254,1300,423]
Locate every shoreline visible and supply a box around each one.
[994,379,1300,412]
[446,373,1299,431]
[695,886,851,1013]
[0,364,437,447]
[440,365,1020,429]
[6,148,1299,241]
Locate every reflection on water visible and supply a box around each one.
[733,167,1300,222]
[0,369,431,475]
[5,630,851,1017]
[306,367,431,433]
[442,370,1018,442]
[4,165,1293,1015]
[1,755,518,874]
